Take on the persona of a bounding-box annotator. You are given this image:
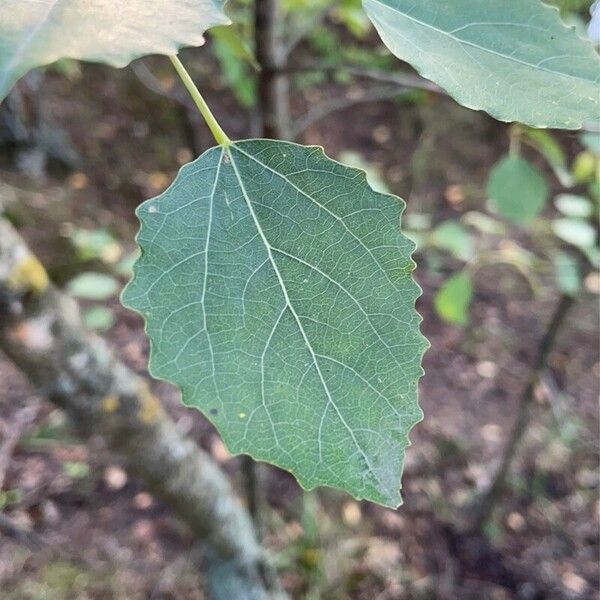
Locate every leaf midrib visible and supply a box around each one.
[365,0,600,86]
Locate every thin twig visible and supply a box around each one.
[131,61,203,155]
[280,63,443,94]
[468,294,575,532]
[130,62,187,103]
[291,85,413,139]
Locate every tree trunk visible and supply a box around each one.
[255,0,291,139]
[0,215,286,600]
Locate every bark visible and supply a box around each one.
[254,0,291,139]
[0,216,285,600]
[468,294,575,532]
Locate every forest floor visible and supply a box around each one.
[0,55,598,599]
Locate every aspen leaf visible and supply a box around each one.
[363,0,600,129]
[0,0,229,101]
[123,140,428,507]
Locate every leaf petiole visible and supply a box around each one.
[169,54,232,147]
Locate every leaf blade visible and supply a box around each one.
[487,155,549,223]
[0,0,230,101]
[434,273,473,326]
[123,140,428,507]
[362,0,600,129]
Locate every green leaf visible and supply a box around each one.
[520,127,573,187]
[554,194,593,218]
[211,25,258,108]
[83,306,116,331]
[462,211,507,236]
[571,151,598,183]
[552,217,597,248]
[362,0,600,129]
[487,156,549,223]
[67,272,119,300]
[70,228,122,264]
[434,272,473,326]
[63,461,91,480]
[580,131,600,155]
[0,0,230,101]
[553,252,581,296]
[430,221,475,262]
[123,140,428,507]
[210,25,260,71]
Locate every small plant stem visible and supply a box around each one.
[168,55,231,147]
[509,125,522,156]
[469,293,575,532]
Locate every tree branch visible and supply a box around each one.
[291,85,413,139]
[0,215,286,600]
[467,294,575,532]
[280,63,443,94]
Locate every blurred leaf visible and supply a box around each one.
[434,272,473,326]
[63,461,91,480]
[462,211,507,235]
[114,250,141,278]
[212,29,257,107]
[0,0,230,101]
[0,488,23,509]
[404,213,432,231]
[521,127,573,187]
[580,131,600,154]
[362,0,600,129]
[83,306,115,331]
[210,25,259,70]
[553,252,582,296]
[67,272,119,300]
[70,228,122,264]
[332,1,373,38]
[552,218,597,248]
[583,246,600,267]
[554,194,593,218]
[430,221,474,261]
[487,156,549,223]
[572,151,598,183]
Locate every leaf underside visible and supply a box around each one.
[0,0,229,101]
[363,0,600,129]
[123,140,428,507]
